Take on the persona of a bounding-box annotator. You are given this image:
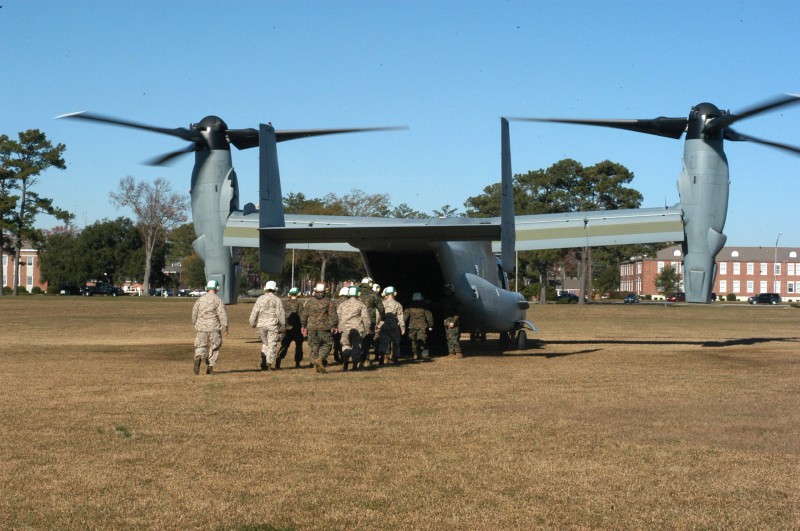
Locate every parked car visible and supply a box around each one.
[82,282,125,297]
[667,292,685,302]
[557,291,579,303]
[189,289,205,297]
[748,293,781,305]
[623,293,640,304]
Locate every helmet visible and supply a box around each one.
[265,280,277,291]
[372,283,381,292]
[313,283,325,293]
[361,276,373,286]
[206,279,220,291]
[382,286,396,296]
[339,287,349,297]
[348,286,360,297]
[289,287,300,296]
[412,292,423,301]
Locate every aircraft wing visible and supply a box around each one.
[224,205,684,252]
[493,205,685,252]
[224,212,499,251]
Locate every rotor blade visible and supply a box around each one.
[275,126,408,143]
[56,111,202,143]
[706,94,800,134]
[724,127,800,156]
[143,143,199,166]
[226,128,260,150]
[507,116,688,139]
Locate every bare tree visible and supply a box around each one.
[110,176,188,295]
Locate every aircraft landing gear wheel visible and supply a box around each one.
[516,330,527,350]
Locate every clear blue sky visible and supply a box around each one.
[2,0,799,246]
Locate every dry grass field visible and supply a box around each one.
[1,296,799,530]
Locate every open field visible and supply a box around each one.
[1,297,799,529]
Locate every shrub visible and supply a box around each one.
[30,287,42,295]
[726,293,737,302]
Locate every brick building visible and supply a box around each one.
[2,245,48,293]
[620,245,800,302]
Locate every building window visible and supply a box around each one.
[733,262,740,275]
[733,280,740,293]
[747,263,754,275]
[746,281,754,293]
[26,256,33,267]
[719,280,727,293]
[760,263,767,275]
[774,263,781,276]
[788,282,795,294]
[789,263,795,276]
[719,262,727,275]
[760,281,767,293]
[774,281,781,293]
[657,261,664,273]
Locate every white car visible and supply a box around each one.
[189,289,205,297]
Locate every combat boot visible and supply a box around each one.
[274,357,282,370]
[260,354,268,371]
[343,357,349,371]
[206,366,214,375]
[313,358,327,373]
[193,356,202,375]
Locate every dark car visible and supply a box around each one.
[82,282,125,297]
[667,292,685,302]
[557,292,579,303]
[623,293,640,304]
[748,293,781,305]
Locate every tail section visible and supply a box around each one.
[258,123,287,273]
[500,118,515,274]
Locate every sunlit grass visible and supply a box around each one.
[1,297,798,528]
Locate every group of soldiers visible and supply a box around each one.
[191,276,463,375]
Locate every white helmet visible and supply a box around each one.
[339,287,349,297]
[412,292,423,301]
[289,287,300,296]
[361,276,373,286]
[348,286,360,297]
[314,283,325,293]
[265,280,277,291]
[382,286,396,296]
[206,279,220,291]
[372,283,381,292]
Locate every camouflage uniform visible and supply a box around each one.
[332,296,345,362]
[336,296,371,370]
[192,291,228,372]
[277,296,305,368]
[249,291,286,369]
[301,294,338,366]
[405,300,433,359]
[442,291,462,356]
[359,286,385,361]
[377,296,405,363]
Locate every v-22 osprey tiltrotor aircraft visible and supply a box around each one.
[58,95,798,347]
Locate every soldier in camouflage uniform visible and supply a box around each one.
[249,280,286,370]
[377,286,405,364]
[358,277,385,367]
[405,291,434,360]
[300,283,338,373]
[337,285,371,371]
[277,287,305,369]
[191,279,229,375]
[442,283,463,357]
[331,286,348,363]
